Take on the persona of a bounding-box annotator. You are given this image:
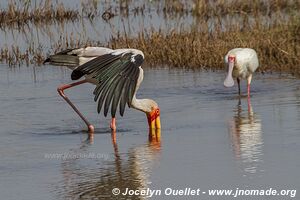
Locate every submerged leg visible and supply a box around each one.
[57,80,95,133]
[237,78,241,96]
[110,117,116,131]
[247,97,252,113]
[247,74,252,98]
[111,130,117,145]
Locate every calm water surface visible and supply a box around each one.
[0,65,300,200]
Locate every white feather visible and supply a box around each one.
[71,47,113,57]
[111,48,144,58]
[225,48,259,79]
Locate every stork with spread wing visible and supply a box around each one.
[44,47,161,133]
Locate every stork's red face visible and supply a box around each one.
[146,107,161,130]
[224,55,235,87]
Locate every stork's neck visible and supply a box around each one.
[131,96,155,113]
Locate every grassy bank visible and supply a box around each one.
[0,0,299,76]
[108,16,300,76]
[0,0,79,27]
[1,19,299,76]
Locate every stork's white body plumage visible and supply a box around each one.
[224,48,259,97]
[224,48,259,79]
[44,47,160,133]
[66,47,144,65]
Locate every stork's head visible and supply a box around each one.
[224,55,235,87]
[142,99,161,130]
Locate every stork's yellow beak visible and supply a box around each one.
[147,107,161,130]
[155,116,161,129]
[149,128,161,145]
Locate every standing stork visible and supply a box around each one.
[223,48,259,97]
[44,47,161,133]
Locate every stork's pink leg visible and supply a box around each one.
[247,96,252,112]
[110,117,116,131]
[111,130,117,145]
[57,80,95,133]
[247,84,250,97]
[247,74,253,98]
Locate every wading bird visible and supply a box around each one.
[44,47,161,133]
[223,48,259,97]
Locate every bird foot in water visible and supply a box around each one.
[88,125,95,133]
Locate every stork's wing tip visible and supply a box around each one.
[71,70,85,80]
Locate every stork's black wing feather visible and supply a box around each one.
[71,51,144,117]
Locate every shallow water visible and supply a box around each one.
[0,65,300,200]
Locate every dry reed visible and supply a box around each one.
[0,0,300,76]
[107,17,300,76]
[0,0,78,27]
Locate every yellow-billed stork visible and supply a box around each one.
[44,47,161,133]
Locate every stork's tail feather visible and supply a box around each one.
[43,54,79,67]
[43,57,51,64]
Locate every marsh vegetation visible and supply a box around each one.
[0,0,299,76]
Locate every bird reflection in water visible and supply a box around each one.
[228,98,264,174]
[58,130,161,200]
